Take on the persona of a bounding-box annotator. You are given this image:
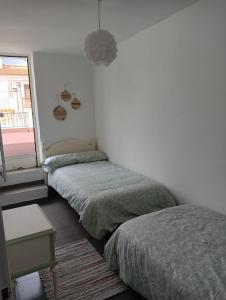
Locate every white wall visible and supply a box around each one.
[94,0,226,213]
[33,52,95,149]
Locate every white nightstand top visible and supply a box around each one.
[3,204,55,245]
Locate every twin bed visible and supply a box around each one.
[43,139,226,300]
[42,138,175,239]
[105,204,226,300]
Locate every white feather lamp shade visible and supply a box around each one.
[84,29,117,66]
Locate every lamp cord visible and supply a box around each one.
[98,0,101,30]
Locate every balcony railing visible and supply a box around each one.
[0,112,29,129]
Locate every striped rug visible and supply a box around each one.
[40,239,128,299]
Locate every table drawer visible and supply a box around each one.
[7,234,53,277]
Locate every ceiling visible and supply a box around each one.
[0,0,199,55]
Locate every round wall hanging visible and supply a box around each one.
[71,98,81,109]
[61,89,71,101]
[53,105,67,120]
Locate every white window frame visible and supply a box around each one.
[0,52,42,167]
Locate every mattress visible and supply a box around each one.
[48,160,175,239]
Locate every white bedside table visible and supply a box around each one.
[3,204,57,299]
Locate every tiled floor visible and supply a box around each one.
[14,195,143,300]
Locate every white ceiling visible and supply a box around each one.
[0,0,199,55]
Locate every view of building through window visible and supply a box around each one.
[0,56,37,171]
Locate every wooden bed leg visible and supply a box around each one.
[11,280,17,300]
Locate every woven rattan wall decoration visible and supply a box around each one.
[60,84,72,101]
[53,85,82,120]
[53,95,67,121]
[71,97,81,109]
[53,105,67,120]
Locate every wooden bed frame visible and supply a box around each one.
[42,138,97,159]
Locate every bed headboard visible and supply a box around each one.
[42,138,97,159]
